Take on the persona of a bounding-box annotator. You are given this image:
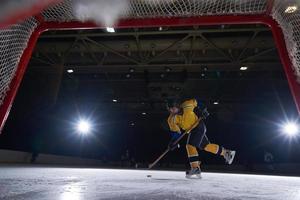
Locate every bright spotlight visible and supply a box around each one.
[285,6,297,13]
[240,66,248,71]
[282,122,299,136]
[106,27,115,33]
[77,120,91,134]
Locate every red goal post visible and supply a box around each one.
[0,0,299,132]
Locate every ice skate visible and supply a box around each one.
[224,150,236,165]
[185,167,202,179]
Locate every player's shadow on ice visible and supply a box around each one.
[150,178,189,182]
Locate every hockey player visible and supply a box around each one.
[166,98,235,178]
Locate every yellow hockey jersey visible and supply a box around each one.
[181,98,199,130]
[167,99,199,132]
[167,114,182,133]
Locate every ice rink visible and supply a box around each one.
[0,165,300,200]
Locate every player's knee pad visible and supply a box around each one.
[204,144,221,154]
[186,144,198,157]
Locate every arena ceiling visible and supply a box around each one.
[24,24,288,116]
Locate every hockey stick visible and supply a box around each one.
[148,118,201,169]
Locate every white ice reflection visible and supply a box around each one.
[294,190,300,200]
[60,182,84,200]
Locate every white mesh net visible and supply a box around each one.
[0,0,299,113]
[272,0,300,82]
[0,18,37,106]
[42,0,267,23]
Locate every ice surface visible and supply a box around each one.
[0,165,300,200]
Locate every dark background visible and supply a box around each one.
[0,24,299,166]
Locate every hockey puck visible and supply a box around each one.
[147,175,152,178]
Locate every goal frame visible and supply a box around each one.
[0,14,299,132]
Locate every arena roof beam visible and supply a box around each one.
[40,27,269,39]
[85,37,140,65]
[199,33,234,62]
[145,34,191,64]
[240,48,276,62]
[237,31,259,61]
